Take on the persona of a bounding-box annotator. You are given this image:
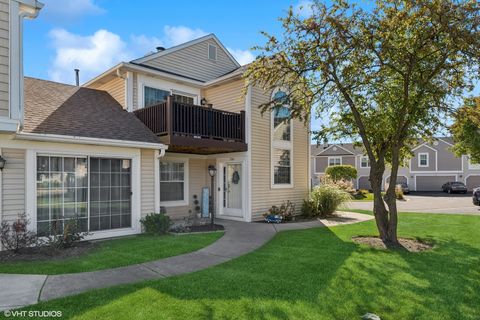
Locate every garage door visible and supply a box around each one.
[358,176,371,190]
[385,176,408,189]
[466,175,480,191]
[415,175,455,191]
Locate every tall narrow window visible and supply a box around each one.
[36,156,88,236]
[144,86,170,107]
[208,44,217,61]
[271,89,293,187]
[419,153,429,167]
[160,160,187,203]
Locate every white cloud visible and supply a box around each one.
[48,26,256,84]
[48,29,131,84]
[294,0,314,18]
[163,25,208,46]
[42,0,105,20]
[227,48,255,66]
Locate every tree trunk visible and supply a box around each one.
[383,146,402,245]
[369,160,389,241]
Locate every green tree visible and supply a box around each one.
[246,0,480,244]
[325,165,357,182]
[451,97,480,163]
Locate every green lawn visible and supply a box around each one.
[10,212,480,320]
[0,233,223,275]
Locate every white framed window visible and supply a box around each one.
[328,157,342,166]
[418,153,429,167]
[160,159,188,206]
[271,89,293,188]
[36,155,133,236]
[360,156,370,168]
[208,44,217,61]
[144,86,170,107]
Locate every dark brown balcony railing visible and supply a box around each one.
[134,96,246,147]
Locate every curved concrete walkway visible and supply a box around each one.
[0,211,372,311]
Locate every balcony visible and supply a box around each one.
[134,96,247,154]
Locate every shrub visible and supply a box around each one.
[301,199,317,218]
[45,217,89,249]
[395,184,405,200]
[306,184,352,218]
[320,175,355,194]
[325,165,357,182]
[264,200,295,221]
[0,213,37,252]
[140,213,171,234]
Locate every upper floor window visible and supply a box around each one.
[360,156,370,168]
[419,153,429,167]
[144,86,169,107]
[272,90,291,141]
[271,89,293,187]
[173,94,194,105]
[328,157,342,166]
[208,44,217,61]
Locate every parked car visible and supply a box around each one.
[442,181,468,194]
[473,187,480,206]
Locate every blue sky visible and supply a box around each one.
[24,0,313,85]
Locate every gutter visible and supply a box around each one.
[14,132,168,151]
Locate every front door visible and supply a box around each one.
[219,162,243,218]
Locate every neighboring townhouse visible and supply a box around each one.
[0,2,309,248]
[311,137,480,192]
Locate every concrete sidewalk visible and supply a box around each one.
[0,211,372,311]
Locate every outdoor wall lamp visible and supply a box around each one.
[200,98,208,106]
[208,165,217,226]
[0,155,6,171]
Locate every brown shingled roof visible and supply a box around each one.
[23,77,161,144]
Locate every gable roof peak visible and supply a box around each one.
[131,33,240,68]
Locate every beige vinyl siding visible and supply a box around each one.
[250,86,310,220]
[162,157,211,220]
[140,149,155,217]
[142,38,238,82]
[0,0,8,118]
[1,148,25,223]
[203,79,245,113]
[92,76,125,108]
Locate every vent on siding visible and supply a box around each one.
[208,44,217,61]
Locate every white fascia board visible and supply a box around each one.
[15,132,168,150]
[412,142,437,152]
[83,62,205,88]
[316,144,354,156]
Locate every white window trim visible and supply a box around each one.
[360,155,370,168]
[328,156,342,166]
[26,148,142,240]
[159,158,189,207]
[137,74,200,109]
[208,44,217,61]
[270,88,293,189]
[418,152,429,167]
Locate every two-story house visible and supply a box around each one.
[0,4,309,245]
[311,137,480,192]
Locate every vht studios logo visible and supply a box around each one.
[3,309,62,318]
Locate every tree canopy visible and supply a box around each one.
[451,97,480,163]
[246,0,480,244]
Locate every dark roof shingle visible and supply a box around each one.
[23,77,161,145]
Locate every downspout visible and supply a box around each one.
[154,148,167,212]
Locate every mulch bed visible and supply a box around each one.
[352,236,433,252]
[0,242,97,262]
[170,224,225,234]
